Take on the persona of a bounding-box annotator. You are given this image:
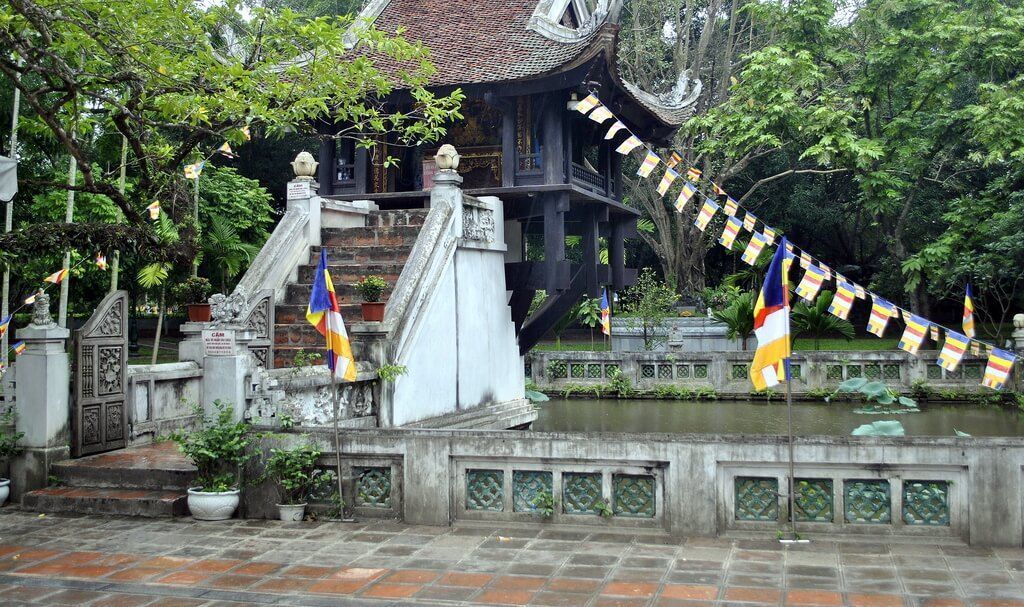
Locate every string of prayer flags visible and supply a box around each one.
[605,121,627,140]
[828,281,856,320]
[929,325,940,342]
[982,348,1016,390]
[938,331,969,371]
[723,197,739,216]
[712,183,727,196]
[742,233,768,265]
[795,265,826,302]
[0,316,10,338]
[799,251,812,269]
[44,269,68,284]
[899,314,929,355]
[637,150,660,177]
[95,253,108,271]
[686,167,702,182]
[217,142,237,159]
[854,284,867,299]
[11,341,25,356]
[971,341,981,356]
[657,168,679,195]
[615,135,643,155]
[588,105,615,124]
[762,226,777,246]
[146,200,161,220]
[666,152,682,169]
[867,297,897,337]
[575,93,600,114]
[819,263,831,281]
[719,216,742,250]
[742,212,757,232]
[675,182,697,212]
[694,198,719,231]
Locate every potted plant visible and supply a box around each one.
[172,276,214,322]
[0,409,24,507]
[354,275,387,322]
[264,442,330,522]
[168,401,256,520]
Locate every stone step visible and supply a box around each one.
[321,226,421,248]
[310,245,412,265]
[48,441,196,491]
[274,318,367,348]
[22,486,189,517]
[284,283,394,306]
[276,300,390,324]
[294,263,402,288]
[368,209,428,227]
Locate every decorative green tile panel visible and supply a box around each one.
[658,365,673,379]
[902,480,950,526]
[965,363,983,380]
[309,468,338,503]
[563,472,602,515]
[864,364,881,380]
[524,362,532,378]
[355,467,392,508]
[946,366,962,379]
[513,470,553,513]
[604,363,620,377]
[732,364,749,379]
[587,364,602,378]
[791,364,802,379]
[548,361,567,379]
[694,364,708,379]
[613,474,655,518]
[826,365,843,380]
[676,364,690,378]
[735,477,778,521]
[570,363,585,378]
[846,365,862,379]
[927,364,942,379]
[844,480,891,524]
[794,478,833,522]
[466,469,504,511]
[641,364,655,378]
[883,364,900,380]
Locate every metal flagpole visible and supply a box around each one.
[330,369,346,519]
[2,57,23,366]
[191,173,199,278]
[110,135,127,291]
[786,359,797,540]
[58,154,76,329]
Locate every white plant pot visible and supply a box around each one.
[0,478,9,507]
[187,487,240,521]
[277,503,306,522]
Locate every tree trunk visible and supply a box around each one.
[151,287,165,365]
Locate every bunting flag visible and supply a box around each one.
[982,348,1016,390]
[819,263,832,281]
[656,168,679,195]
[241,124,251,141]
[783,248,796,277]
[938,331,969,372]
[899,314,929,355]
[963,285,976,338]
[971,341,981,356]
[95,253,108,271]
[762,226,777,246]
[742,212,757,232]
[929,325,940,342]
[742,233,768,265]
[588,105,615,124]
[44,269,68,284]
[854,284,867,299]
[615,135,643,155]
[712,183,727,196]
[666,152,683,169]
[605,121,627,140]
[0,316,10,338]
[217,142,237,158]
[183,161,205,179]
[723,197,739,216]
[575,93,600,114]
[11,341,25,356]
[799,251,812,269]
[694,198,719,231]
[686,167,702,182]
[24,293,36,305]
[795,265,826,302]
[637,150,660,177]
[146,200,161,220]
[867,297,896,337]
[835,273,847,284]
[828,281,856,320]
[750,238,791,390]
[719,216,742,250]
[600,289,611,336]
[674,182,697,212]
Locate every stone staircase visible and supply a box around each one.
[273,209,427,368]
[21,441,194,517]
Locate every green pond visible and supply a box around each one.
[531,398,1024,437]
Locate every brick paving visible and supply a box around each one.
[0,510,1022,606]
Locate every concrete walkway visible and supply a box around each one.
[0,510,1022,606]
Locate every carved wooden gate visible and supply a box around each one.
[72,290,128,457]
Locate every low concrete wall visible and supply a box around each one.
[526,349,1010,397]
[126,363,202,443]
[241,426,1024,547]
[611,316,742,352]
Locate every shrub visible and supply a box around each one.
[264,443,331,505]
[167,401,257,492]
[171,276,212,306]
[354,275,387,302]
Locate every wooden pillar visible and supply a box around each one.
[541,94,565,185]
[611,219,626,291]
[611,152,623,200]
[354,147,368,194]
[317,138,334,196]
[502,103,516,188]
[581,208,600,299]
[544,192,569,293]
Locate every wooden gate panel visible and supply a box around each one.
[73,290,128,457]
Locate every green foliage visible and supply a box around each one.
[851,421,906,437]
[292,349,323,369]
[171,277,212,307]
[546,360,567,381]
[698,285,742,312]
[827,378,919,414]
[712,291,756,350]
[264,443,331,505]
[530,489,554,518]
[607,369,635,398]
[525,387,550,404]
[651,384,718,401]
[377,364,407,382]
[575,297,602,329]
[167,401,257,492]
[621,268,678,351]
[791,291,855,350]
[0,409,25,462]
[595,498,614,518]
[200,214,262,293]
[354,275,387,302]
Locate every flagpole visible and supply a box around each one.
[785,359,797,540]
[110,135,127,292]
[330,369,346,520]
[2,56,23,366]
[58,154,76,329]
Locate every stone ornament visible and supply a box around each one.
[209,288,248,326]
[1014,313,1024,329]
[30,291,55,328]
[290,151,318,180]
[435,144,460,171]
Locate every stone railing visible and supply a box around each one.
[245,366,379,429]
[125,362,202,443]
[526,349,1008,396]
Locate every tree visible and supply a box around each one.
[621,268,679,350]
[712,290,755,350]
[791,290,855,350]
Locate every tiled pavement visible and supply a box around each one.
[0,511,1022,606]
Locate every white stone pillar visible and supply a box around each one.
[200,325,256,422]
[287,151,321,248]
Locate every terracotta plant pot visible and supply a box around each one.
[187,303,212,323]
[361,302,385,322]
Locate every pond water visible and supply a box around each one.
[531,398,1024,437]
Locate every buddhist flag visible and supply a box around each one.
[899,314,929,354]
[95,253,108,271]
[666,152,683,169]
[854,284,867,299]
[575,93,600,115]
[795,265,826,302]
[929,325,940,342]
[24,293,36,305]
[742,212,757,232]
[44,269,68,284]
[799,251,812,269]
[184,161,204,179]
[719,216,742,250]
[11,341,25,356]
[783,248,796,277]
[146,200,161,220]
[588,105,614,124]
[615,135,643,155]
[971,341,981,356]
[656,168,679,195]
[637,150,660,178]
[712,183,727,196]
[241,124,251,141]
[305,249,357,382]
[867,297,896,337]
[694,198,719,231]
[742,232,768,265]
[217,142,237,158]
[675,182,697,212]
[963,285,976,338]
[762,226,776,246]
[605,121,627,140]
[686,167,702,182]
[828,281,856,320]
[0,316,10,338]
[938,331,969,372]
[750,237,791,390]
[600,289,611,336]
[723,197,739,216]
[981,348,1015,390]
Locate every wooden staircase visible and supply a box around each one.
[273,209,427,367]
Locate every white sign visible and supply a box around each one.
[202,329,236,357]
[286,181,311,200]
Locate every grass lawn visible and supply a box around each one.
[534,340,612,352]
[793,337,900,351]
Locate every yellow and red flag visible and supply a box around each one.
[750,238,791,390]
[305,250,357,382]
[981,348,1015,390]
[588,105,615,124]
[656,168,679,195]
[666,152,683,169]
[899,313,929,355]
[828,281,856,320]
[146,200,161,220]
[600,289,611,336]
[867,297,896,337]
[44,268,68,284]
[615,135,643,155]
[963,285,976,338]
[575,93,600,115]
[719,216,742,250]
[11,341,25,356]
[742,233,768,266]
[674,182,697,212]
[686,167,702,182]
[938,331,969,372]
[694,198,719,231]
[795,265,826,302]
[96,253,108,271]
[605,121,627,140]
[637,150,660,178]
[723,197,739,216]
[762,226,776,246]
